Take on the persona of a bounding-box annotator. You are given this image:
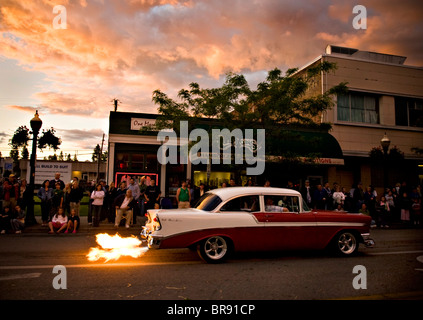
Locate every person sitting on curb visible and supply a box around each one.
[113,189,137,228]
[10,205,25,234]
[0,206,11,234]
[65,209,80,234]
[48,207,68,234]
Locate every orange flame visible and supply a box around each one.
[87,233,148,262]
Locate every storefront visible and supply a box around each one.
[107,111,345,202]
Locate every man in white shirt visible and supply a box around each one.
[114,189,136,228]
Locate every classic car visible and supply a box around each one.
[141,187,374,263]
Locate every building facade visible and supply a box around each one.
[296,45,423,193]
[107,45,423,203]
[107,111,345,202]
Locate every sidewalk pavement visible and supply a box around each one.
[21,216,147,235]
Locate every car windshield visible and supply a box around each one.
[193,193,222,211]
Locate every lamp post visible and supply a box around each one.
[380,132,391,189]
[25,111,42,226]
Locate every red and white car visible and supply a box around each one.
[141,187,374,263]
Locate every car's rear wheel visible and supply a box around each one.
[333,231,359,256]
[197,236,230,263]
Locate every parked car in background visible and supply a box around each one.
[141,187,374,263]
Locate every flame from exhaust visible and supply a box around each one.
[87,233,148,262]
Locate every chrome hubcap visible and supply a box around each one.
[204,236,227,260]
[338,232,356,254]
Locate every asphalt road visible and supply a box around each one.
[0,227,422,303]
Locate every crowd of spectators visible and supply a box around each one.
[1,171,421,234]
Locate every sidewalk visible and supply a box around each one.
[22,215,147,235]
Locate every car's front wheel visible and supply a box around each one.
[197,236,231,263]
[333,231,359,256]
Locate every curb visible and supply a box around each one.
[14,216,147,236]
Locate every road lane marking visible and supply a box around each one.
[367,250,423,256]
[0,260,203,270]
[0,273,42,281]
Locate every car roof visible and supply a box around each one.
[207,186,301,202]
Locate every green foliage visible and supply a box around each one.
[369,145,404,163]
[9,126,30,149]
[9,124,62,161]
[38,128,61,151]
[151,64,348,167]
[152,63,347,132]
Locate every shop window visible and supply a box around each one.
[167,164,186,198]
[115,153,129,170]
[193,171,231,188]
[146,154,158,171]
[130,154,145,170]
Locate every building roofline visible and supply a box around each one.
[293,46,423,75]
[322,53,423,70]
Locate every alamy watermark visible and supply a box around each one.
[53,5,67,29]
[157,121,266,175]
[52,265,67,289]
[352,265,367,289]
[352,5,367,30]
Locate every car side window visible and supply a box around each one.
[264,195,300,213]
[220,195,260,212]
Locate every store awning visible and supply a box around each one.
[265,129,344,165]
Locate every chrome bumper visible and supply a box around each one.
[361,233,375,248]
[140,227,161,249]
[140,226,149,240]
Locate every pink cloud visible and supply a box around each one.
[0,0,422,120]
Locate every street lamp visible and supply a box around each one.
[380,132,391,189]
[380,133,391,155]
[25,111,42,226]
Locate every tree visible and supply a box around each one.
[21,147,29,160]
[92,144,107,162]
[9,125,62,160]
[151,63,347,182]
[38,128,61,152]
[92,144,101,162]
[152,63,346,132]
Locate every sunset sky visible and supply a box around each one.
[1,0,423,161]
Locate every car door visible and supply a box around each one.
[218,194,268,252]
[262,195,318,250]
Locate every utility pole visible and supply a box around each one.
[97,133,105,182]
[112,99,120,112]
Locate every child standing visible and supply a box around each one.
[378,196,390,228]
